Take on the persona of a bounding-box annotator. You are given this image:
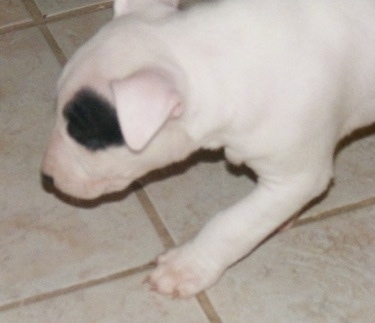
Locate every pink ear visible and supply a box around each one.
[111,69,183,151]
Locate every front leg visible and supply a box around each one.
[146,165,332,298]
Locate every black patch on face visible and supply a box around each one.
[63,88,125,151]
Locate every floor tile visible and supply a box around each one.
[0,27,163,305]
[0,0,31,28]
[0,194,164,306]
[48,9,112,59]
[143,150,256,243]
[303,134,375,218]
[0,272,209,323]
[34,0,109,17]
[207,205,375,322]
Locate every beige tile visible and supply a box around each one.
[304,134,375,218]
[0,0,31,28]
[0,28,60,184]
[48,9,112,59]
[0,195,164,305]
[0,28,163,305]
[143,150,256,243]
[0,272,209,323]
[207,205,375,322]
[34,0,109,17]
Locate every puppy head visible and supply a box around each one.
[42,64,191,200]
[41,0,196,200]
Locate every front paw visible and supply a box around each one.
[145,245,223,298]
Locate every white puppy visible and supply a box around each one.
[42,0,375,297]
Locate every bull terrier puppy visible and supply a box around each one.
[42,0,375,297]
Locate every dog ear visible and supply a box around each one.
[111,68,183,151]
[113,0,179,18]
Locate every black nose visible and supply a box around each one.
[41,173,54,187]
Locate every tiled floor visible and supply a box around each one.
[1,1,374,322]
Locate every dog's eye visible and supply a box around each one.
[63,88,125,151]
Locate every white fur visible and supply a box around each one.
[113,0,178,18]
[42,0,375,297]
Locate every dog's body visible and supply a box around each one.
[42,0,375,297]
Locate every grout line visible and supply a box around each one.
[0,20,35,35]
[196,293,223,323]
[43,2,113,23]
[22,0,112,23]
[16,0,113,73]
[0,263,154,313]
[136,188,223,323]
[22,0,67,66]
[293,196,375,228]
[39,24,67,66]
[2,1,112,37]
[136,188,176,250]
